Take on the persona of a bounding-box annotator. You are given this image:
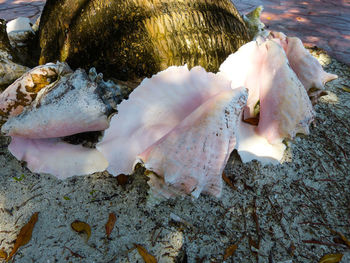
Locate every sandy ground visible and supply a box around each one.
[0,49,349,262]
[0,1,350,263]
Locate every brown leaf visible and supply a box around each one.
[7,212,39,262]
[134,244,157,263]
[116,174,128,186]
[0,249,7,260]
[319,254,343,263]
[223,243,238,260]
[222,173,236,190]
[71,221,91,241]
[248,237,259,250]
[105,213,117,238]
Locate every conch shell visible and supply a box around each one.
[269,31,338,101]
[97,65,248,197]
[1,63,110,178]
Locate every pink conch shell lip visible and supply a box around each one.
[97,65,248,197]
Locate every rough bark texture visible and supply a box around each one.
[38,0,250,81]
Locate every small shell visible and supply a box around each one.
[0,58,29,88]
[0,19,30,88]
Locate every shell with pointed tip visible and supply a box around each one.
[269,31,338,100]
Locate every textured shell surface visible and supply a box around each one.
[220,38,315,146]
[0,19,30,88]
[97,65,237,175]
[2,68,110,138]
[38,0,250,81]
[0,62,72,124]
[138,87,247,197]
[97,65,248,197]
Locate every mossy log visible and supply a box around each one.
[38,0,250,81]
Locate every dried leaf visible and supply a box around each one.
[71,220,91,241]
[7,212,39,262]
[222,173,236,190]
[134,244,157,263]
[0,249,7,259]
[223,243,238,260]
[105,213,117,238]
[248,237,259,250]
[341,86,350,92]
[116,174,128,186]
[319,254,343,263]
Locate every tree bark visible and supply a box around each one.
[38,0,250,81]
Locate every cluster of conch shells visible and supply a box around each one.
[0,30,337,198]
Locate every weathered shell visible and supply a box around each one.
[257,40,315,144]
[97,65,247,197]
[38,0,250,81]
[0,62,72,125]
[2,68,110,138]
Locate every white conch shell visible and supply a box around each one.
[2,68,110,138]
[9,137,108,178]
[97,65,248,197]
